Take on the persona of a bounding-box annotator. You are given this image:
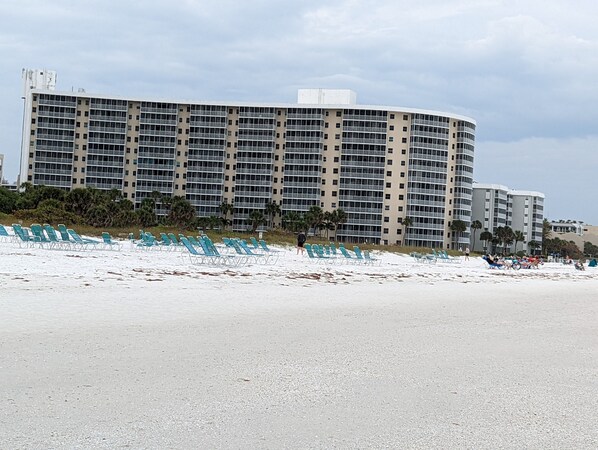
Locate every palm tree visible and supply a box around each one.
[150,190,163,215]
[503,228,515,254]
[480,230,492,253]
[168,197,196,228]
[248,210,266,232]
[470,220,482,250]
[401,216,413,244]
[219,200,234,230]
[496,226,514,255]
[305,205,324,236]
[205,215,220,230]
[282,211,301,232]
[331,209,347,239]
[528,240,540,255]
[322,211,335,238]
[542,218,552,255]
[264,201,281,230]
[450,220,467,250]
[513,230,525,253]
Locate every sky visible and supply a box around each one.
[0,0,597,222]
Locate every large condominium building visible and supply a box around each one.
[20,81,476,248]
[472,183,545,252]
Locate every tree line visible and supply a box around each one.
[0,185,348,235]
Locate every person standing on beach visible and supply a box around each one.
[465,246,470,261]
[297,231,306,255]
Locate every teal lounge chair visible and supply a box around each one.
[101,232,123,251]
[67,229,100,250]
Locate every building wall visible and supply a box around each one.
[25,89,476,246]
[471,183,544,253]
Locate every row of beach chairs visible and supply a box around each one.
[0,223,121,251]
[134,230,282,266]
[304,243,381,265]
[410,250,460,264]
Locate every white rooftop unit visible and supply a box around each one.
[297,89,357,105]
[22,68,57,94]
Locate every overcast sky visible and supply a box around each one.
[1,0,596,222]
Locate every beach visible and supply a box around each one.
[1,241,597,449]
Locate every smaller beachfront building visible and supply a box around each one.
[471,183,544,254]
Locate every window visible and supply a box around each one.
[403,126,407,132]
[386,171,392,176]
[389,125,394,130]
[388,148,393,154]
[332,191,337,197]
[333,157,339,163]
[332,180,338,185]
[335,134,340,140]
[401,149,406,155]
[385,194,391,199]
[325,122,329,128]
[387,160,392,165]
[388,137,394,142]
[386,182,391,188]
[398,195,404,200]
[400,161,405,166]
[336,111,341,117]
[401,137,407,143]
[399,183,405,189]
[403,114,408,120]
[383,228,389,234]
[335,123,340,128]
[384,217,389,223]
[400,172,405,177]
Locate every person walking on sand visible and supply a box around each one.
[465,246,470,261]
[297,231,306,255]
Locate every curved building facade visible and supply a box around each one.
[21,87,476,248]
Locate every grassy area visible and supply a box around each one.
[0,212,467,256]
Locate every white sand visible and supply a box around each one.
[1,239,597,449]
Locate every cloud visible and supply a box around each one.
[475,135,598,223]
[1,0,597,223]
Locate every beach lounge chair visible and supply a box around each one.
[304,244,334,264]
[200,236,246,266]
[101,232,123,251]
[410,251,436,264]
[482,255,505,269]
[57,224,72,243]
[258,239,284,256]
[338,243,358,264]
[12,224,41,248]
[236,238,276,264]
[434,250,459,264]
[67,229,100,250]
[0,224,15,243]
[30,224,55,249]
[249,237,261,249]
[43,224,72,250]
[353,246,382,266]
[352,246,371,265]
